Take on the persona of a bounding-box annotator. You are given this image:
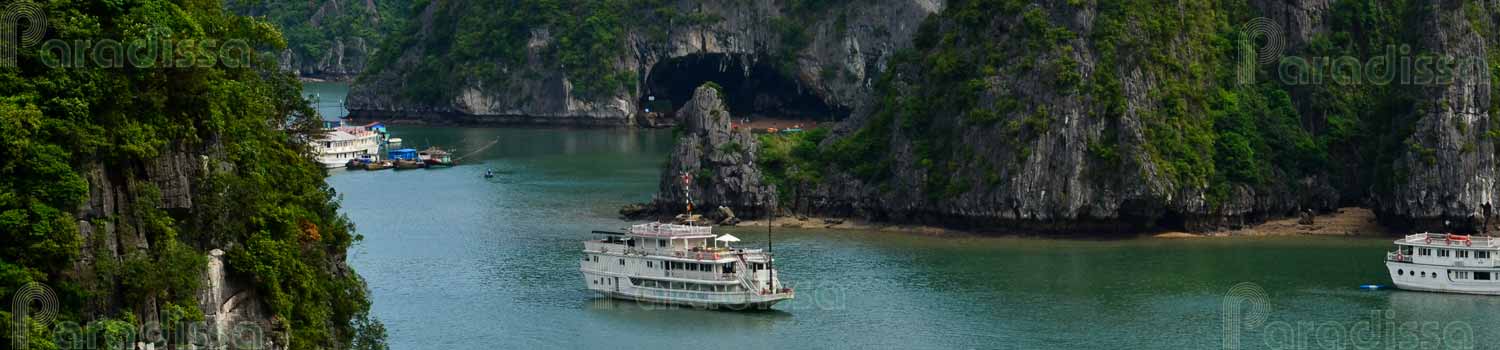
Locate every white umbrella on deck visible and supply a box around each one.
[715,234,740,247]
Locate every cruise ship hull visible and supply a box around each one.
[581,269,793,310]
[592,290,790,310]
[1385,261,1500,295]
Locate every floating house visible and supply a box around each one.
[388,148,419,161]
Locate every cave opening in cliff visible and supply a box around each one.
[641,54,848,124]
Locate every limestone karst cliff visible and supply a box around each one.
[2,2,382,349]
[797,0,1497,233]
[350,0,1496,233]
[347,0,941,124]
[650,85,779,220]
[231,0,406,80]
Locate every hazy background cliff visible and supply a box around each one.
[229,0,418,81]
[345,0,941,124]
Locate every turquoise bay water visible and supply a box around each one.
[303,81,351,120]
[312,84,1500,349]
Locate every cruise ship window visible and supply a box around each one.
[1477,272,1492,280]
[1458,250,1469,258]
[659,240,667,247]
[618,259,625,266]
[1479,251,1491,259]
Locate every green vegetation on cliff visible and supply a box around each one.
[758,128,831,202]
[829,0,1494,210]
[365,0,850,105]
[228,0,415,75]
[368,0,665,103]
[1,1,382,349]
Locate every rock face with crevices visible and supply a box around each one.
[643,0,1498,234]
[1376,0,1498,230]
[201,249,286,349]
[69,144,292,350]
[347,0,943,125]
[651,85,777,219]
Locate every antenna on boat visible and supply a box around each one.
[767,197,774,292]
[681,172,695,225]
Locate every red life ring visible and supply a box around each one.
[1426,238,1433,244]
[1466,240,1473,247]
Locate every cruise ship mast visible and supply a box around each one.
[685,171,777,291]
[767,196,774,292]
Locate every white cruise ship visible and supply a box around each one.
[1385,233,1500,295]
[311,125,381,168]
[580,222,794,309]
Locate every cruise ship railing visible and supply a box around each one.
[1386,251,1412,262]
[735,257,757,292]
[663,270,737,281]
[1403,233,1500,248]
[629,223,713,237]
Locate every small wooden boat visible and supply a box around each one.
[364,160,394,170]
[421,146,456,167]
[346,154,380,169]
[394,159,425,170]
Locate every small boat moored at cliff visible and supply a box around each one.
[1385,233,1500,295]
[344,154,376,169]
[388,148,424,169]
[420,147,456,167]
[581,222,793,310]
[393,159,426,170]
[363,160,394,170]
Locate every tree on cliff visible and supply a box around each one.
[0,1,384,349]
